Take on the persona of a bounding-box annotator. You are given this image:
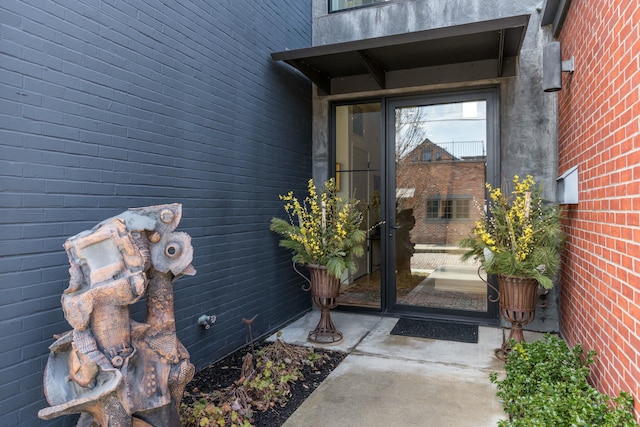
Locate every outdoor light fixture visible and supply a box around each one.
[543,41,574,92]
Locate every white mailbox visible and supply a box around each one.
[556,166,578,204]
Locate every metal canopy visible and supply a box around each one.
[272,15,530,95]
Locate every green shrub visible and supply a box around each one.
[490,335,637,426]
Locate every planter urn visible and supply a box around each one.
[494,275,539,355]
[302,264,343,344]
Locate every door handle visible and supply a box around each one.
[389,224,401,236]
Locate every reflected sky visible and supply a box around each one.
[396,101,487,158]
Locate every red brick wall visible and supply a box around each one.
[557,0,640,418]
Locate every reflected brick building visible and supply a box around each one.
[397,139,485,246]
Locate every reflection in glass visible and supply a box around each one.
[394,101,488,311]
[335,99,491,314]
[334,103,382,308]
[330,0,388,13]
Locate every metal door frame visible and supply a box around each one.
[332,87,500,322]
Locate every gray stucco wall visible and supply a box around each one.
[313,0,543,43]
[0,1,312,425]
[311,0,560,332]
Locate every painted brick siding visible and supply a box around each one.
[0,1,312,425]
[556,0,640,419]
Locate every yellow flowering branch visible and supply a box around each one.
[271,178,366,279]
[460,175,564,289]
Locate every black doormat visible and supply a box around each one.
[390,318,478,343]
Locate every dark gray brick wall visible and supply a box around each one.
[0,0,312,425]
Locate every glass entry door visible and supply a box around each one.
[389,96,490,315]
[335,90,498,320]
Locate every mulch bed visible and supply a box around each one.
[183,342,347,426]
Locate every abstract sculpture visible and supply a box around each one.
[38,204,195,426]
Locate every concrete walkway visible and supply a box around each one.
[266,311,538,427]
